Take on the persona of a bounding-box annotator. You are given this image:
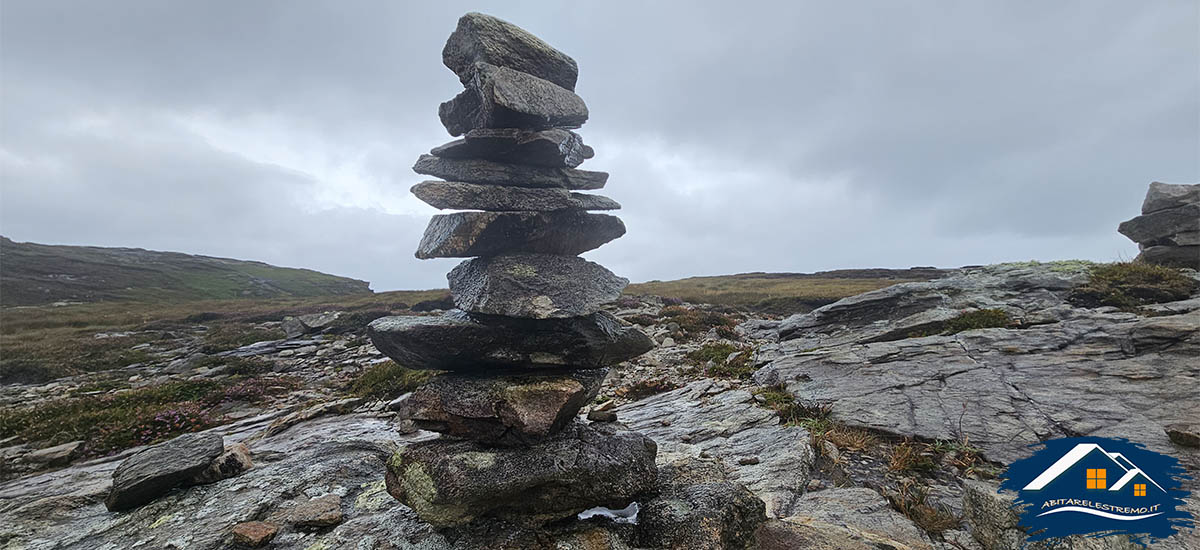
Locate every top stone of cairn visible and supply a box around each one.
[443,12,580,92]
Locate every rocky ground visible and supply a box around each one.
[0,261,1197,549]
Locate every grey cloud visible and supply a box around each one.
[1,1,1195,290]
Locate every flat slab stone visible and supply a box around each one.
[1118,203,1200,244]
[391,368,607,445]
[413,154,608,190]
[443,12,579,91]
[448,254,627,318]
[1142,181,1200,214]
[411,181,618,212]
[367,310,653,371]
[431,128,593,168]
[384,422,657,527]
[105,432,224,511]
[439,62,587,136]
[415,211,625,259]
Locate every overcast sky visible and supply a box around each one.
[2,2,1197,290]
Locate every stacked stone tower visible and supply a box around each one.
[368,13,658,527]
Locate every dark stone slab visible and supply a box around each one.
[443,12,579,91]
[1118,203,1200,244]
[384,422,657,527]
[414,154,608,190]
[431,128,593,168]
[439,63,587,136]
[415,211,624,259]
[391,368,607,445]
[366,310,653,371]
[448,254,627,318]
[411,181,618,212]
[105,432,224,511]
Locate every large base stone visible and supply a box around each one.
[413,154,608,190]
[415,211,625,259]
[431,128,593,168]
[442,12,579,91]
[448,254,628,319]
[367,310,653,371]
[637,459,766,550]
[1138,245,1200,269]
[438,62,587,136]
[391,368,607,445]
[105,432,224,511]
[411,181,618,212]
[384,423,657,527]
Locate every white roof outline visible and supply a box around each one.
[1022,443,1164,493]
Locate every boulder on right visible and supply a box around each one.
[1118,182,1199,269]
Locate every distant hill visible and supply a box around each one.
[0,237,372,306]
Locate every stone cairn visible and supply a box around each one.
[1118,181,1199,269]
[368,13,658,528]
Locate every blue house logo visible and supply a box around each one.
[1000,437,1193,544]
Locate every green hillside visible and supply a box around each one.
[0,237,372,306]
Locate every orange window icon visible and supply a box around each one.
[1134,484,1146,496]
[1086,468,1107,489]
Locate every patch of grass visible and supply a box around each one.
[906,309,1011,338]
[659,306,740,340]
[199,324,287,353]
[752,384,834,434]
[613,378,679,401]
[1069,262,1197,311]
[888,438,938,474]
[0,376,290,459]
[349,361,435,401]
[687,342,754,379]
[883,479,960,535]
[0,331,159,384]
[821,425,877,453]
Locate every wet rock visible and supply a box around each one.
[189,443,252,484]
[416,211,624,259]
[290,493,344,528]
[413,154,608,189]
[368,310,653,371]
[439,62,587,136]
[105,432,225,511]
[384,423,656,527]
[755,488,933,550]
[392,369,606,445]
[24,440,82,467]
[443,12,579,91]
[616,380,814,517]
[231,521,278,547]
[430,127,593,168]
[411,181,618,211]
[637,458,766,550]
[448,254,628,318]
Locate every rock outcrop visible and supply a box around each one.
[1119,182,1199,268]
[369,12,662,529]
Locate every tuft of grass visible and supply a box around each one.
[350,361,435,401]
[752,384,834,434]
[888,438,938,474]
[1069,262,1197,311]
[687,342,754,379]
[883,479,960,535]
[821,425,877,453]
[613,378,680,401]
[907,309,1011,338]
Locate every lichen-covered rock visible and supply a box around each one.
[384,422,657,527]
[448,254,628,318]
[413,154,608,189]
[636,458,766,550]
[442,12,579,91]
[416,211,625,259]
[391,369,607,445]
[104,432,225,511]
[412,181,618,212]
[431,127,593,168]
[439,62,587,136]
[368,310,652,371]
[755,488,933,550]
